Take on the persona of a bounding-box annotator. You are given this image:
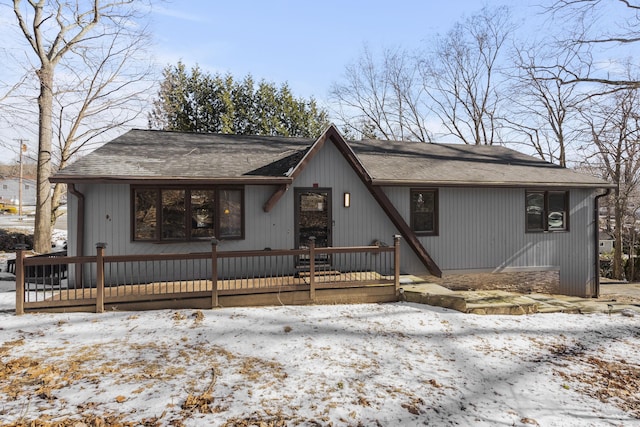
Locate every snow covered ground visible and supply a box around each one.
[0,282,639,426]
[0,229,639,425]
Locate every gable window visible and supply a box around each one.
[526,190,568,232]
[132,186,244,241]
[411,189,438,235]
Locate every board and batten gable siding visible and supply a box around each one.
[289,141,406,251]
[383,186,597,296]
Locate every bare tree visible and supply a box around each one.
[0,74,27,106]
[330,6,512,145]
[0,158,37,178]
[49,25,154,225]
[581,87,640,279]
[0,61,32,157]
[503,44,585,166]
[546,0,640,88]
[329,46,432,142]
[11,0,151,252]
[421,6,514,145]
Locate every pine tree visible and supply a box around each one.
[149,63,328,137]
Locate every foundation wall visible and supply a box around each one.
[432,270,560,294]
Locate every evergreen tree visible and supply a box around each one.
[149,62,328,137]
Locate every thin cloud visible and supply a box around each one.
[151,5,207,23]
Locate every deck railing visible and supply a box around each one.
[15,236,401,314]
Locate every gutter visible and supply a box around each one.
[371,179,616,190]
[593,188,611,298]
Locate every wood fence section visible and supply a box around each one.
[15,236,402,314]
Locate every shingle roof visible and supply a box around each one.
[53,129,312,181]
[52,128,611,188]
[348,139,610,187]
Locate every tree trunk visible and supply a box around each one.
[613,196,624,280]
[34,65,53,253]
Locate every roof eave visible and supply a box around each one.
[49,176,293,185]
[371,179,615,189]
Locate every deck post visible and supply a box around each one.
[393,235,401,295]
[95,243,106,313]
[309,236,316,301]
[211,238,219,308]
[14,244,28,315]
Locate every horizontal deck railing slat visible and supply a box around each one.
[22,255,96,266]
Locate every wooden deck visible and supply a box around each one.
[15,238,401,314]
[23,275,397,313]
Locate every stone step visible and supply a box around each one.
[399,281,640,315]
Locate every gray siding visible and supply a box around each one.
[71,183,295,257]
[384,186,597,296]
[291,142,400,249]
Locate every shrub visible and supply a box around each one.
[0,229,33,252]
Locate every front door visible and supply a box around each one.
[295,188,332,251]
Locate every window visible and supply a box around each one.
[134,189,157,240]
[526,190,568,232]
[191,190,216,239]
[132,186,244,241]
[410,189,438,235]
[218,189,243,239]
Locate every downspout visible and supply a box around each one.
[68,184,85,257]
[593,188,611,298]
[68,184,85,288]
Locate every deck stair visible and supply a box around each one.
[294,259,338,278]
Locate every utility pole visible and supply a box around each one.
[15,139,27,218]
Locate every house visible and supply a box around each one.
[599,231,614,254]
[0,176,36,207]
[50,125,613,297]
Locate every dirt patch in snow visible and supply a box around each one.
[555,355,640,418]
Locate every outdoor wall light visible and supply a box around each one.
[344,192,351,208]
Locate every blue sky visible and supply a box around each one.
[1,0,532,161]
[148,1,537,104]
[0,0,632,161]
